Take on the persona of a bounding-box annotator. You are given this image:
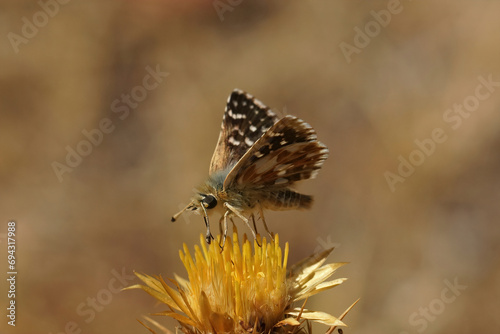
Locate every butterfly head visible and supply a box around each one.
[171,192,221,222]
[171,189,224,244]
[200,193,218,209]
[193,192,220,215]
[171,169,228,234]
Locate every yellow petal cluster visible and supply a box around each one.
[127,229,352,334]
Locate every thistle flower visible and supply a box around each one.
[127,230,355,334]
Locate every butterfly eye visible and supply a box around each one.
[202,195,217,209]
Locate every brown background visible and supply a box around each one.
[1,1,499,333]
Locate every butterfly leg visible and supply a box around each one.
[249,214,263,246]
[220,209,231,250]
[203,216,214,244]
[218,216,224,236]
[200,202,214,244]
[250,213,259,235]
[224,203,258,241]
[258,203,274,241]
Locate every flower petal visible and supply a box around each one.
[286,309,346,327]
[173,273,190,290]
[125,283,177,309]
[159,277,196,318]
[293,277,348,301]
[274,317,301,327]
[153,311,198,327]
[289,262,348,301]
[288,248,334,279]
[125,273,181,311]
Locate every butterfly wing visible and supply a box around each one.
[209,89,280,174]
[223,116,329,189]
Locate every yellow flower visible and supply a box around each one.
[127,229,355,334]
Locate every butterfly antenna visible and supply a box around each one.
[171,202,194,222]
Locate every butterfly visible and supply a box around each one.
[171,89,329,246]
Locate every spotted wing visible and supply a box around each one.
[209,89,280,174]
[223,116,329,189]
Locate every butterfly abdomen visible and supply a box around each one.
[263,189,313,211]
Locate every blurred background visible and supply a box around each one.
[1,1,499,333]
